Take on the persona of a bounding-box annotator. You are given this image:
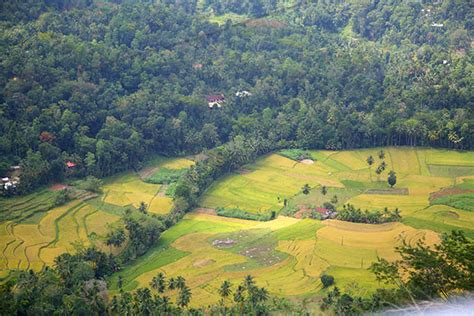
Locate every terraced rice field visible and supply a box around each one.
[103,147,471,306]
[112,214,440,307]
[0,156,193,278]
[200,147,474,238]
[1,148,472,305]
[104,157,194,215]
[0,200,121,274]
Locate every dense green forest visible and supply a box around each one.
[1,0,472,193]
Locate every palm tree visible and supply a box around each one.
[177,286,192,308]
[176,275,186,290]
[168,277,176,290]
[367,155,374,181]
[302,183,311,195]
[255,287,269,303]
[233,284,245,313]
[138,201,147,214]
[243,275,255,290]
[321,186,328,196]
[219,280,232,301]
[150,272,166,293]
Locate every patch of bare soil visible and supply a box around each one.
[71,189,98,201]
[430,188,474,201]
[365,188,409,195]
[49,184,70,191]
[193,259,215,268]
[212,238,235,248]
[157,185,168,197]
[300,159,314,165]
[246,19,287,28]
[138,166,159,180]
[436,211,460,219]
[236,169,252,174]
[294,205,311,219]
[194,208,217,215]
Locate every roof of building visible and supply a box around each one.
[207,95,225,102]
[315,207,329,215]
[66,161,77,168]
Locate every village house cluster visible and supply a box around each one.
[2,165,21,192]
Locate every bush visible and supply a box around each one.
[53,189,70,206]
[321,274,335,288]
[279,149,315,161]
[216,207,275,221]
[75,176,103,193]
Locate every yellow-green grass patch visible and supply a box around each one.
[200,154,343,212]
[148,196,173,215]
[85,210,121,238]
[403,205,474,238]
[158,157,195,170]
[274,219,325,240]
[324,266,382,297]
[387,147,421,175]
[425,149,474,166]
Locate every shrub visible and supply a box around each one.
[279,149,315,161]
[216,207,274,221]
[75,176,103,193]
[321,274,335,288]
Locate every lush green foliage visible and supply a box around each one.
[431,194,474,212]
[1,0,472,193]
[216,207,276,221]
[337,204,402,224]
[146,168,188,185]
[279,149,315,161]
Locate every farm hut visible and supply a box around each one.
[207,95,225,108]
[2,177,9,183]
[66,161,77,168]
[193,63,203,69]
[235,90,252,97]
[10,165,20,171]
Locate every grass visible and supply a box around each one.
[431,194,474,212]
[146,168,188,184]
[274,219,324,240]
[403,205,474,238]
[208,12,247,26]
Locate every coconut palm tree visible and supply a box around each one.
[168,277,176,290]
[302,183,311,195]
[150,272,166,293]
[176,276,186,290]
[321,186,328,196]
[219,280,232,301]
[177,286,191,308]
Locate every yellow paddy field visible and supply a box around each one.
[0,156,194,278]
[1,148,473,305]
[110,147,472,307]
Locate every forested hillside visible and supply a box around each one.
[1,0,472,192]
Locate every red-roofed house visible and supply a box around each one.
[66,161,77,168]
[207,95,225,108]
